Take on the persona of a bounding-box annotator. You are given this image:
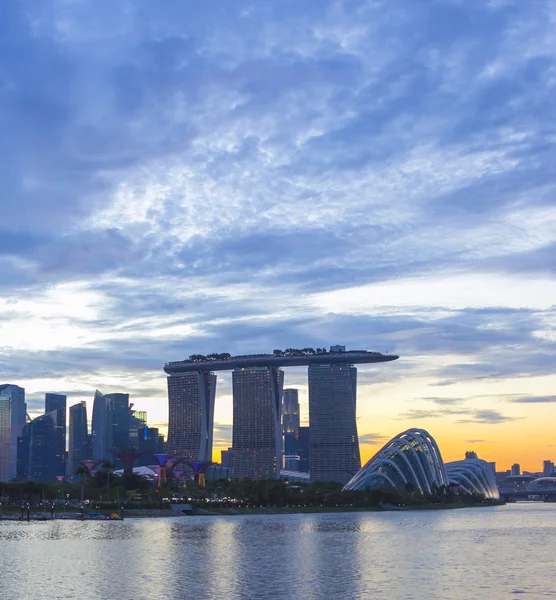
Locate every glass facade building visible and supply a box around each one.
[45,393,67,478]
[232,366,284,480]
[92,390,113,460]
[17,411,58,482]
[105,393,130,451]
[68,401,91,476]
[308,363,360,484]
[0,384,26,481]
[167,371,216,462]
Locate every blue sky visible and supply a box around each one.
[1,0,555,468]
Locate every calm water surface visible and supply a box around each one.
[1,503,555,600]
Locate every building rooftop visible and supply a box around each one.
[164,346,399,374]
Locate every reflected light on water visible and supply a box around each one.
[1,504,556,599]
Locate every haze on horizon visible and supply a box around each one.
[1,0,554,472]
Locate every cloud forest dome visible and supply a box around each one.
[343,429,448,494]
[344,428,500,500]
[445,459,500,500]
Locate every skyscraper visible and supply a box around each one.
[308,362,360,484]
[17,411,58,482]
[543,460,554,476]
[283,389,300,471]
[27,411,57,482]
[91,390,113,460]
[0,384,26,481]
[297,426,310,473]
[167,371,216,462]
[511,463,521,476]
[232,366,284,480]
[282,389,300,437]
[105,393,130,450]
[68,402,91,476]
[45,393,67,477]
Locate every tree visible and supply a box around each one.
[101,460,115,500]
[75,465,90,502]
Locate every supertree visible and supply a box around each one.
[78,459,101,474]
[110,449,142,477]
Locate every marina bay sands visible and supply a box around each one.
[164,346,399,484]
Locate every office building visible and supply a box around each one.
[137,426,165,466]
[0,384,27,481]
[232,366,284,480]
[167,371,216,462]
[308,362,360,484]
[543,460,554,476]
[45,393,67,477]
[511,463,521,476]
[92,390,113,460]
[105,393,130,450]
[282,389,300,436]
[297,426,310,473]
[221,448,232,468]
[17,411,58,482]
[68,402,91,476]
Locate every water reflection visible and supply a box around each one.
[2,505,556,599]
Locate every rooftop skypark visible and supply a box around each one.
[164,345,399,374]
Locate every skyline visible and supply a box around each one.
[1,0,555,472]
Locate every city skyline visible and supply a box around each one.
[1,1,554,473]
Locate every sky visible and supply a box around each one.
[1,0,555,472]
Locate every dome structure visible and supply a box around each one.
[445,458,500,500]
[343,428,448,493]
[205,465,232,481]
[526,477,556,492]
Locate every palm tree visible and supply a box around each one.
[101,460,115,501]
[75,465,90,503]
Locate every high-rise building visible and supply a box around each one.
[297,427,310,473]
[68,402,91,476]
[283,389,301,471]
[0,384,26,481]
[282,389,300,437]
[511,463,521,476]
[91,390,113,461]
[28,411,57,482]
[105,393,130,450]
[232,366,284,480]
[137,426,165,466]
[308,362,360,484]
[543,460,554,476]
[221,448,233,468]
[45,393,67,477]
[17,411,58,482]
[167,371,216,462]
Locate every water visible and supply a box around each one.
[1,503,555,600]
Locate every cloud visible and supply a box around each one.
[458,410,519,424]
[509,396,556,404]
[213,423,233,447]
[466,439,486,444]
[421,397,465,405]
[359,433,388,445]
[0,0,554,454]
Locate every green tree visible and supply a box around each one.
[101,460,115,500]
[75,465,90,502]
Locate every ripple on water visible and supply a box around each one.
[1,504,556,599]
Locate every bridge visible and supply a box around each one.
[499,491,556,502]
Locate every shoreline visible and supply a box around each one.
[0,502,506,521]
